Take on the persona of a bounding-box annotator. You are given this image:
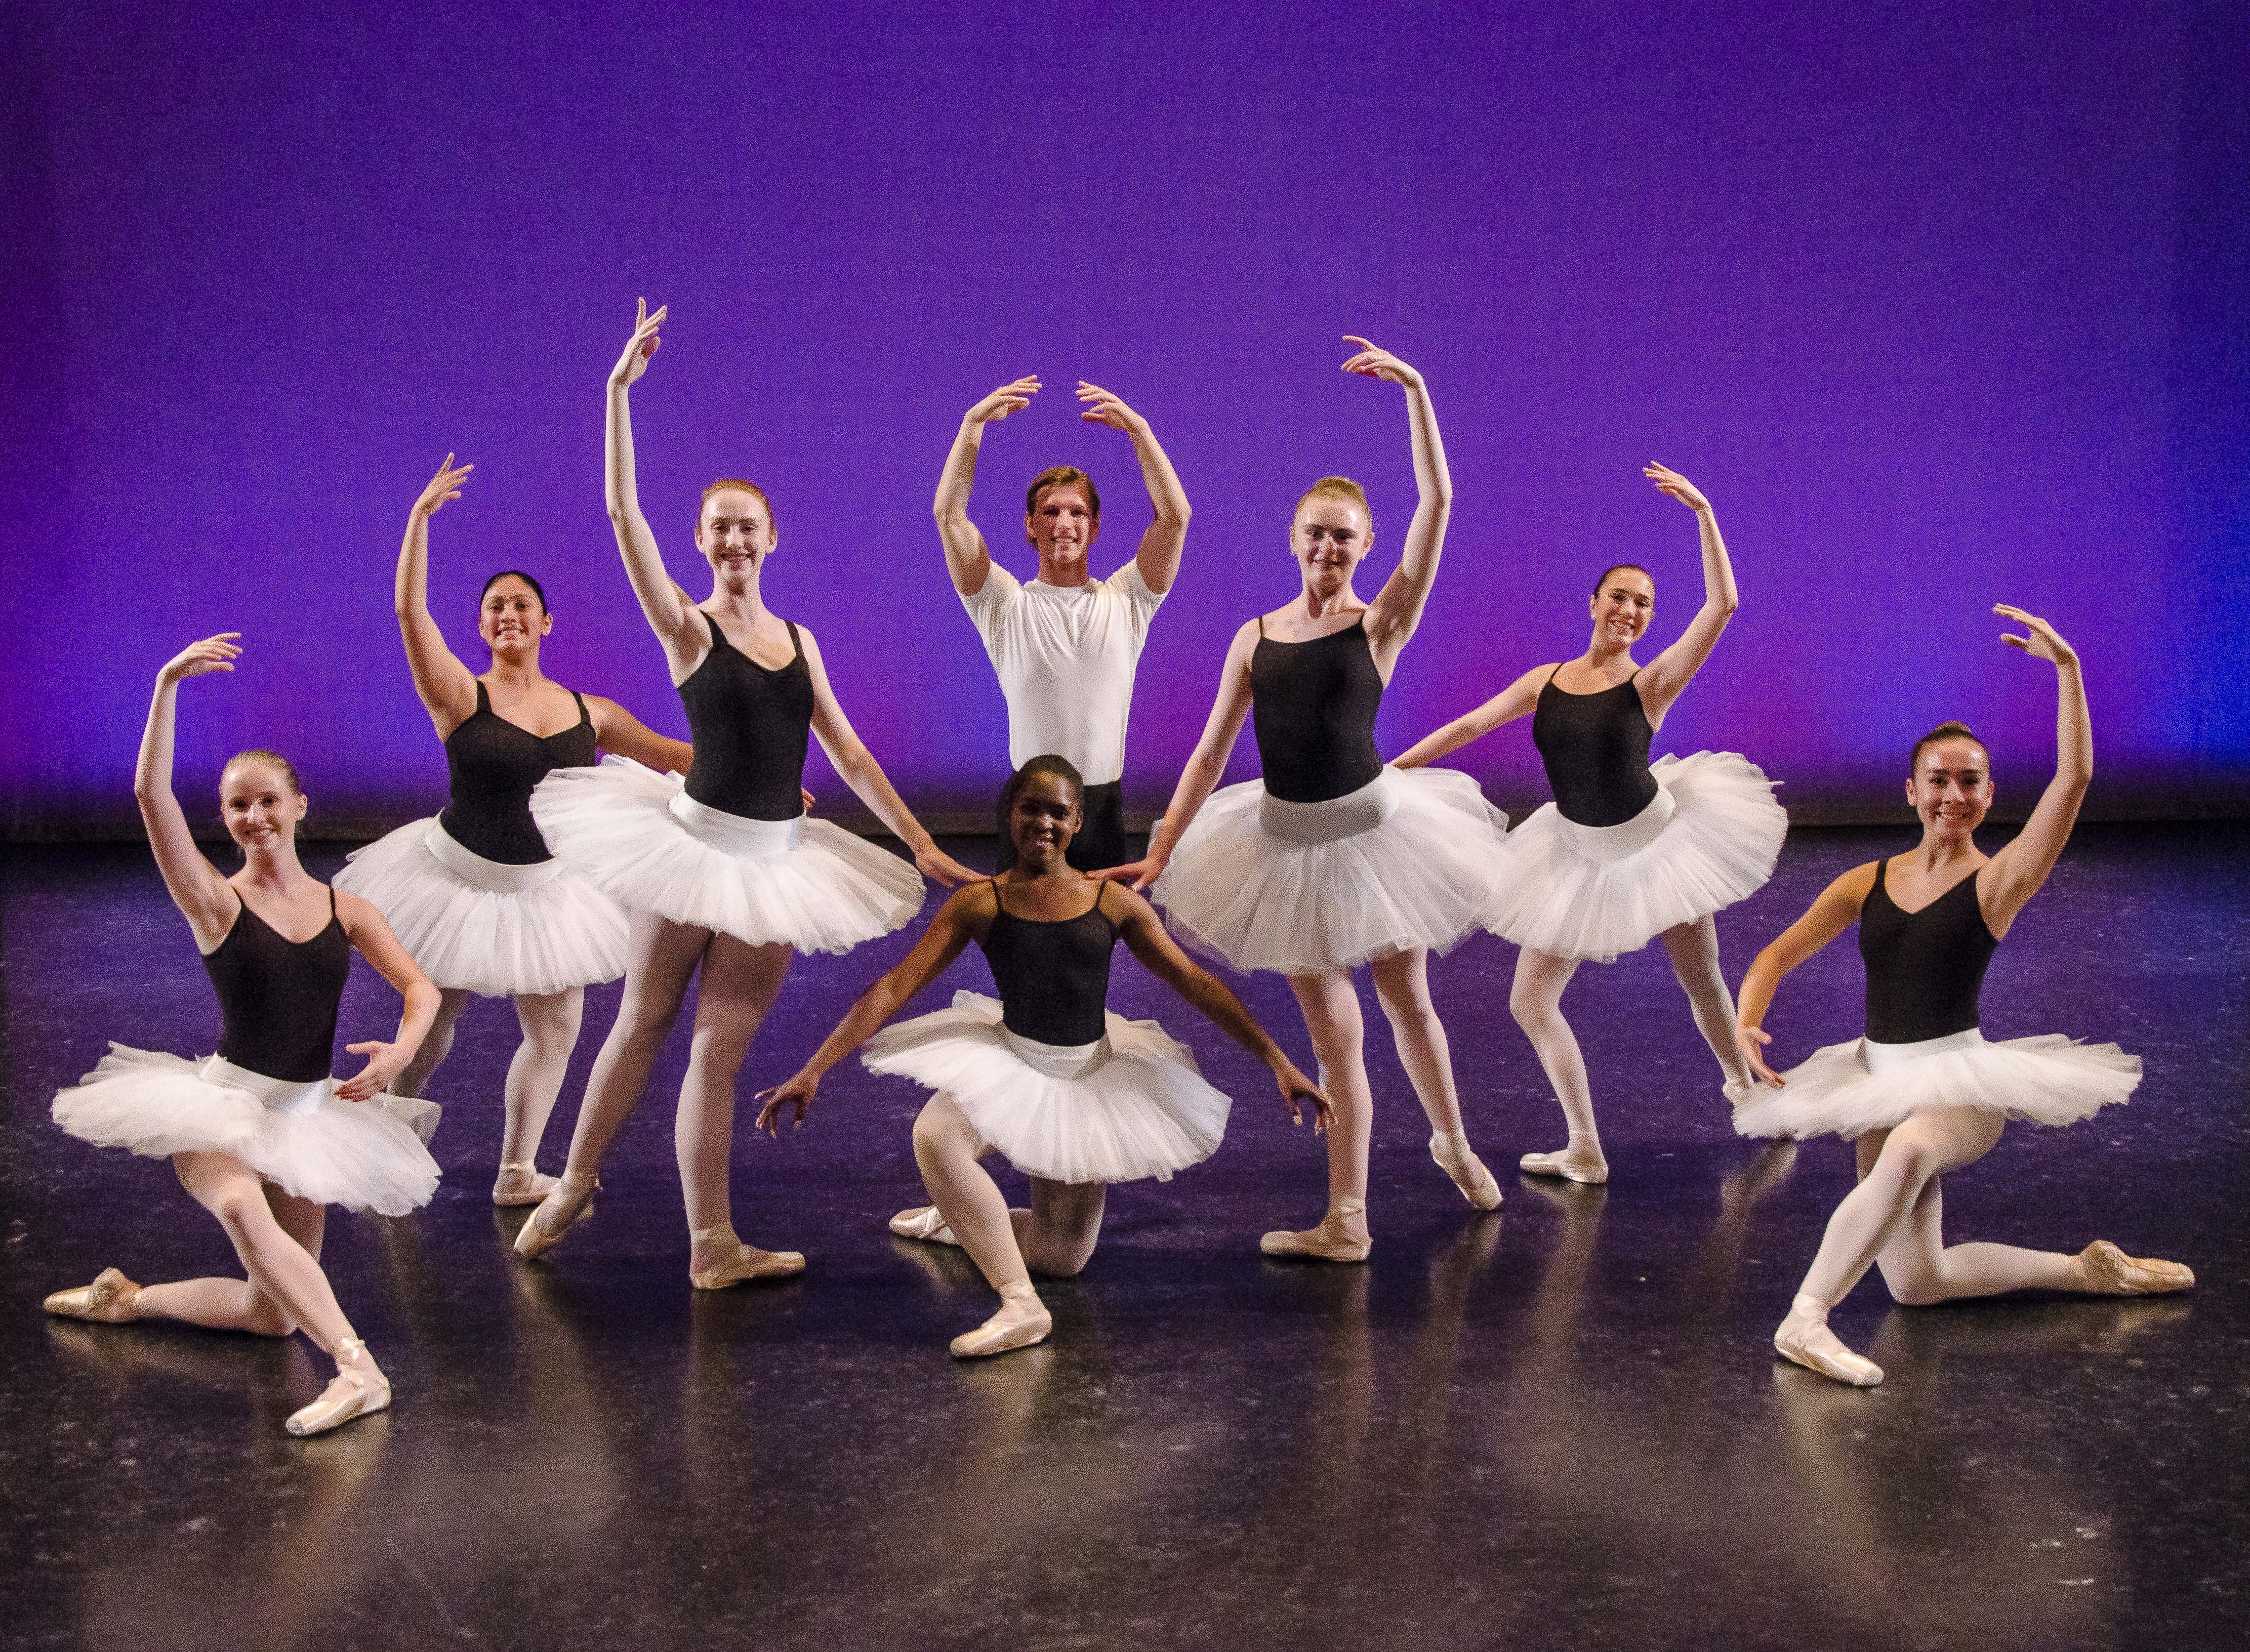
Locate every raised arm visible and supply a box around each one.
[394,455,481,735]
[934,378,1039,597]
[1733,863,1877,1087]
[1392,664,1551,769]
[1978,607,2090,935]
[604,300,700,662]
[1111,886,1330,1130]
[135,635,246,944]
[798,627,978,887]
[584,695,692,775]
[1352,338,1453,667]
[1077,383,1190,595]
[1096,620,1259,888]
[332,891,441,1101]
[753,887,986,1132]
[1634,465,1740,718]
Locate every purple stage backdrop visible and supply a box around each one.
[4,1,2244,838]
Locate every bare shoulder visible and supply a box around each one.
[331,886,391,939]
[1826,861,1880,906]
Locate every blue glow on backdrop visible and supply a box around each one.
[4,1,2243,836]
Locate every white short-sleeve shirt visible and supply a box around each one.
[959,560,1165,787]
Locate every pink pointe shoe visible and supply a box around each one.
[513,1173,599,1261]
[44,1267,143,1324]
[285,1338,392,1437]
[1259,1198,1372,1263]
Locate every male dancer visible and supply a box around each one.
[934,377,1190,870]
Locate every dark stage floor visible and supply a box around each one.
[3,826,2245,1650]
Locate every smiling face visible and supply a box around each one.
[1025,483,1099,569]
[1007,770,1084,869]
[1589,566,1655,648]
[1292,495,1371,598]
[219,756,307,854]
[478,575,551,654]
[697,486,775,583]
[1907,737,1994,840]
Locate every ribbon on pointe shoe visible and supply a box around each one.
[1259,1197,1372,1263]
[285,1337,392,1437]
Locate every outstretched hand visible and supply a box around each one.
[1077,381,1144,432]
[338,1039,408,1102]
[967,377,1041,425]
[160,633,242,685]
[1275,1061,1334,1134]
[1643,462,1710,514]
[754,1069,820,1136]
[1090,855,1164,893]
[1735,1024,1785,1089]
[1340,335,1423,389]
[610,298,666,388]
[1995,604,2077,668]
[412,454,473,521]
[916,846,981,888]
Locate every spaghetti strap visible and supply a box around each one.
[1256,616,1265,639]
[1544,663,1563,686]
[785,620,804,663]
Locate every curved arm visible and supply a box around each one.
[333,891,441,1101]
[1355,342,1453,666]
[1634,465,1739,719]
[584,694,693,774]
[1733,863,1876,1086]
[1078,384,1191,595]
[604,302,700,664]
[935,378,1039,597]
[1979,607,2091,935]
[394,457,480,735]
[798,628,978,887]
[1095,621,1258,888]
[753,887,986,1131]
[1391,665,1549,769]
[135,636,243,943]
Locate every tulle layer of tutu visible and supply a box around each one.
[862,992,1231,1184]
[529,757,924,954]
[1486,750,1786,963]
[51,1046,442,1215]
[334,819,628,997]
[1732,1032,2142,1141]
[1154,767,1510,974]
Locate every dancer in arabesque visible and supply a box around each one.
[756,755,1330,1357]
[1733,606,2191,1387]
[1395,465,1786,1184]
[516,301,977,1287]
[46,634,441,1436]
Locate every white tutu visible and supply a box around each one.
[52,1047,443,1216]
[1486,750,1786,963]
[334,817,628,997]
[529,756,924,954]
[862,990,1232,1185]
[1732,1027,2142,1141]
[1153,766,1510,975]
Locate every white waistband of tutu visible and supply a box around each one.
[199,1054,333,1117]
[1858,1026,1985,1074]
[1000,1023,1112,1080]
[1258,767,1401,845]
[1552,779,1678,864]
[668,791,805,860]
[425,819,564,893]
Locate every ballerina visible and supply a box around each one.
[936,375,1190,871]
[1395,465,1785,1183]
[1102,338,1512,1262]
[45,634,442,1436]
[515,301,978,1286]
[1732,606,2191,1387]
[755,755,1330,1356]
[335,455,694,1205]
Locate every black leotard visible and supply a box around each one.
[679,613,813,822]
[981,882,1118,1048]
[1251,617,1385,804]
[201,889,350,1083]
[1532,668,1661,828]
[1860,859,2000,1044]
[437,681,598,864]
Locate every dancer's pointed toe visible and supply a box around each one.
[2070,1240,2194,1296]
[43,1267,142,1324]
[1429,1132,1503,1210]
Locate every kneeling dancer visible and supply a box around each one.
[46,635,441,1437]
[1733,607,2190,1388]
[756,756,1330,1358]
